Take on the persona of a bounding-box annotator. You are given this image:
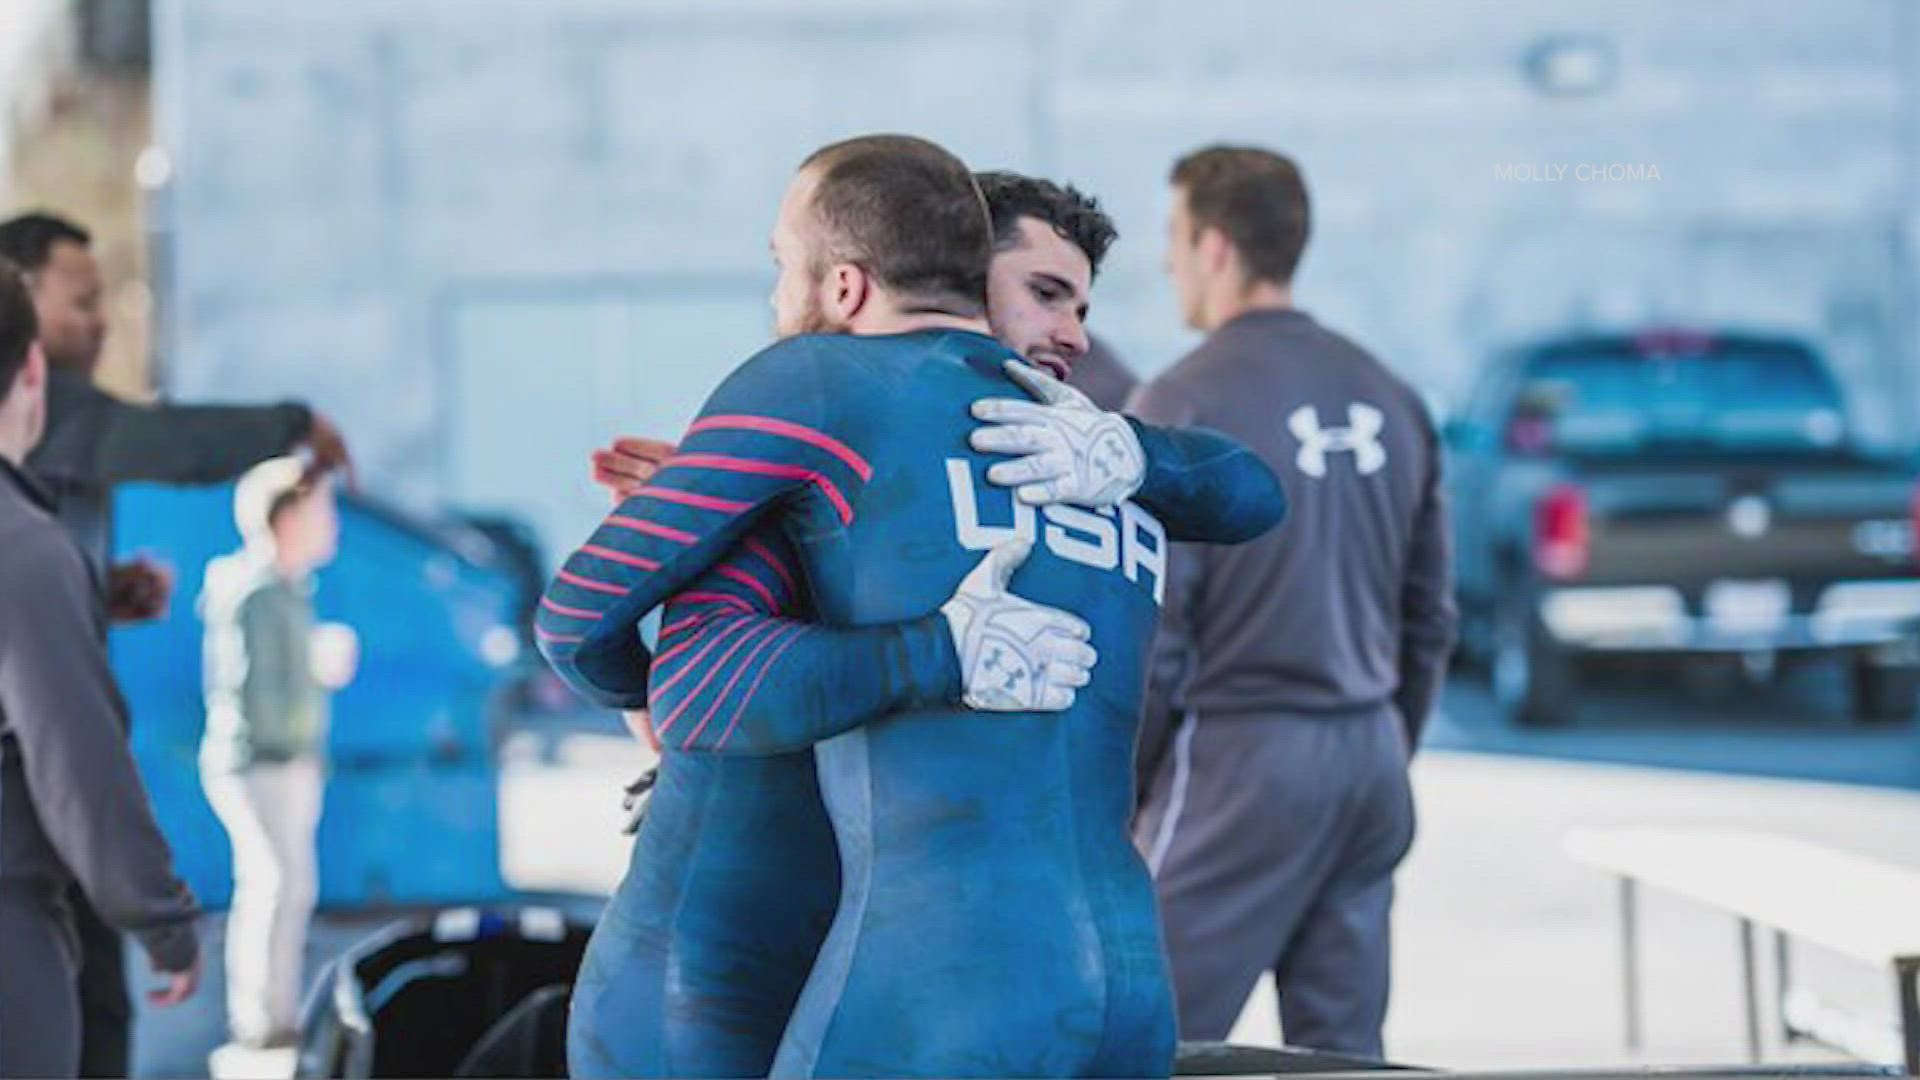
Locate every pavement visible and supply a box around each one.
[1427,659,1920,792]
[494,727,1920,1073]
[134,676,1920,1075]
[1253,753,1918,1069]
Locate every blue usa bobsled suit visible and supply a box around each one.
[539,330,1286,1077]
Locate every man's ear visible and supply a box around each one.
[826,262,872,323]
[1199,225,1234,276]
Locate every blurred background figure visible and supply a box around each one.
[199,457,354,1052]
[0,212,352,597]
[0,258,200,1079]
[0,208,352,1077]
[1131,146,1457,1058]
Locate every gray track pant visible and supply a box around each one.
[0,879,81,1077]
[1133,706,1415,1058]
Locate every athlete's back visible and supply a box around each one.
[767,331,1175,1077]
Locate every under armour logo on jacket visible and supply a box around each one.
[1287,403,1388,479]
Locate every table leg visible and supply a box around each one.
[1774,931,1795,1044]
[1621,877,1641,1052]
[1740,918,1762,1062]
[1897,959,1918,1078]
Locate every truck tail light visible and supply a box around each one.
[1535,484,1591,580]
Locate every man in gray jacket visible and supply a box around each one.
[0,210,349,1075]
[1131,147,1457,1058]
[0,261,201,1077]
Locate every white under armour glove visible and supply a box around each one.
[968,359,1147,507]
[940,539,1098,712]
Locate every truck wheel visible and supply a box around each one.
[1494,593,1574,727]
[1850,657,1919,723]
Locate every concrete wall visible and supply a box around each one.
[151,0,1920,558]
[3,0,158,398]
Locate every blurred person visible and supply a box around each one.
[0,259,201,1078]
[0,210,353,1076]
[542,144,1284,1077]
[1131,146,1457,1057]
[199,457,355,1051]
[0,212,353,605]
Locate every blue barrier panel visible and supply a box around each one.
[113,484,524,907]
[315,759,504,908]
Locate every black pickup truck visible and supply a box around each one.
[1445,330,1920,726]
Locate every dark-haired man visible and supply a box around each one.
[974,170,1111,379]
[0,213,353,597]
[0,260,201,1077]
[543,144,1284,1077]
[0,210,352,1075]
[974,171,1140,411]
[1131,146,1457,1057]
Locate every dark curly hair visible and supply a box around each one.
[975,172,1118,280]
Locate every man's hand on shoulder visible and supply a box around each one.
[969,359,1145,508]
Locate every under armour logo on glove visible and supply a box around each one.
[968,359,1146,507]
[1288,403,1388,479]
[941,539,1098,712]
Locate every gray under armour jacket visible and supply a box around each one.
[1128,309,1457,777]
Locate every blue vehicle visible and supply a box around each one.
[1444,331,1920,726]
